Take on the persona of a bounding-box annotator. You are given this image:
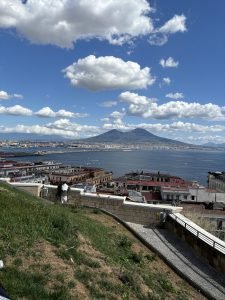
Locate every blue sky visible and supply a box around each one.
[0,0,224,144]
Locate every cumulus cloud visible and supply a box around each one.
[148,34,169,46]
[0,119,100,139]
[102,121,225,134]
[166,92,184,99]
[162,77,171,85]
[46,119,100,137]
[119,91,225,120]
[1,117,224,142]
[0,124,76,138]
[119,91,156,105]
[35,107,55,118]
[186,135,225,144]
[0,105,32,116]
[57,109,88,118]
[159,57,179,68]
[0,104,87,118]
[149,14,187,46]
[35,107,88,118]
[0,1,187,48]
[0,0,153,48]
[101,109,126,130]
[63,55,155,91]
[0,90,23,100]
[158,14,187,34]
[110,110,126,120]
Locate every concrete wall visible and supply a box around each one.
[167,213,225,275]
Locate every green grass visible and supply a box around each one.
[0,183,203,299]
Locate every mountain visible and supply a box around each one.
[78,128,193,147]
[203,142,225,148]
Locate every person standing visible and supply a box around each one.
[56,182,63,201]
[61,182,69,204]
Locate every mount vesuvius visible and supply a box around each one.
[78,128,197,148]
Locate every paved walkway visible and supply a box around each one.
[126,222,225,300]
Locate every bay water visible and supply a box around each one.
[16,149,225,185]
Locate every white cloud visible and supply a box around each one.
[149,14,187,46]
[63,55,155,91]
[100,101,118,108]
[46,119,100,136]
[101,109,126,130]
[119,91,225,120]
[148,34,168,46]
[0,2,188,48]
[110,111,126,120]
[56,109,88,118]
[0,104,87,118]
[1,117,224,142]
[0,105,32,116]
[166,92,184,99]
[35,107,55,118]
[0,90,23,100]
[186,135,225,145]
[0,0,154,48]
[0,119,100,139]
[101,120,225,136]
[119,91,154,105]
[159,57,179,68]
[158,14,187,34]
[35,107,88,118]
[162,77,171,85]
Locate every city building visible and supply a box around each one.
[0,159,61,182]
[49,166,112,186]
[114,171,187,192]
[160,185,225,203]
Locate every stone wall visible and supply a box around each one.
[41,186,182,226]
[79,193,166,225]
[166,214,225,275]
[10,182,43,197]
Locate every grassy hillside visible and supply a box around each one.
[0,183,205,300]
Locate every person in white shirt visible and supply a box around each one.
[61,182,69,204]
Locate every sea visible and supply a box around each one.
[6,148,225,186]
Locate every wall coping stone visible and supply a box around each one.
[10,182,42,187]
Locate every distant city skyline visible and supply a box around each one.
[0,0,224,144]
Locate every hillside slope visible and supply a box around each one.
[80,128,190,147]
[0,184,204,299]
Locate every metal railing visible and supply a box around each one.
[169,213,225,255]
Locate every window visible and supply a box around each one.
[191,195,195,200]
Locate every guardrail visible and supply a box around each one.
[169,213,225,255]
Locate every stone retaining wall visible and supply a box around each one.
[167,214,225,275]
[43,185,182,226]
